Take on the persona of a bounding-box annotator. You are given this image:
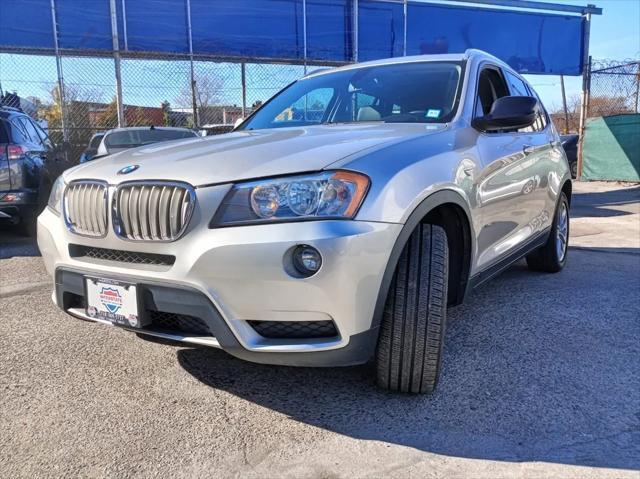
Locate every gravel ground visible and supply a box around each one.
[0,182,639,478]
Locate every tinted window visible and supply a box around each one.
[242,61,464,130]
[0,120,9,143]
[104,129,196,148]
[89,134,104,148]
[526,85,549,132]
[10,119,30,144]
[18,118,43,146]
[30,119,54,148]
[475,67,509,116]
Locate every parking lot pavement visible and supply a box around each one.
[1,182,639,478]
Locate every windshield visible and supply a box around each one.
[89,134,104,149]
[241,61,463,131]
[105,129,195,148]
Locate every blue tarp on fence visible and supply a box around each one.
[0,0,585,74]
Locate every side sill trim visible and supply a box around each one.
[468,227,551,291]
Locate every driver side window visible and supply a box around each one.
[475,67,509,117]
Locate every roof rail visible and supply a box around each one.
[0,105,23,113]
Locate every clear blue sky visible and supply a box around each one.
[1,0,638,114]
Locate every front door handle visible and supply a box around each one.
[523,144,535,155]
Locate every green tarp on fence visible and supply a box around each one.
[583,114,640,182]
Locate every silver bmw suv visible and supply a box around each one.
[38,49,571,394]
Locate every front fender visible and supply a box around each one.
[369,189,475,330]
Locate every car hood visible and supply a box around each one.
[65,123,445,186]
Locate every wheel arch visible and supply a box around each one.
[371,189,474,330]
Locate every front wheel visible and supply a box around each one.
[375,223,449,394]
[526,192,569,273]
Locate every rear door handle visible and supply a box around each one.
[522,144,535,155]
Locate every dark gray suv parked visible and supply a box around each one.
[0,106,72,235]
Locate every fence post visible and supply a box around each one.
[302,0,308,74]
[352,0,358,62]
[186,0,198,128]
[241,63,247,118]
[577,56,591,180]
[403,0,408,56]
[109,0,125,128]
[49,0,68,142]
[576,12,592,180]
[636,62,640,113]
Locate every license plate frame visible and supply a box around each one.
[85,276,142,328]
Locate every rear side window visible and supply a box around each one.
[18,117,44,147]
[10,119,30,144]
[504,71,529,97]
[31,120,54,148]
[0,119,9,143]
[526,85,549,132]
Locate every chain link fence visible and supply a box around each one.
[588,59,640,118]
[0,50,331,163]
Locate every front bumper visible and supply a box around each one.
[38,207,401,366]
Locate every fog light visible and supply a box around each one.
[292,245,322,276]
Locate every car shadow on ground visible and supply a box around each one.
[178,257,640,471]
[0,227,40,259]
[570,185,640,219]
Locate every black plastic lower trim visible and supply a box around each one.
[467,227,551,290]
[54,268,377,367]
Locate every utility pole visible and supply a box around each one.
[560,75,569,134]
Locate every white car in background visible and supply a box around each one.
[80,126,198,162]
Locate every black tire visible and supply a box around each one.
[526,192,569,273]
[570,161,578,179]
[17,216,37,237]
[376,223,449,394]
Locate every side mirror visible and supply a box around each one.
[233,117,244,129]
[472,96,538,132]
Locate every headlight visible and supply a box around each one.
[212,171,370,227]
[47,176,65,214]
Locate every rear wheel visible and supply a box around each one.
[375,223,449,394]
[526,192,569,272]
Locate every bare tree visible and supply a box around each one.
[176,74,224,109]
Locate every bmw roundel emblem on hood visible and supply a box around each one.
[118,164,139,175]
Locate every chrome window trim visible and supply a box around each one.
[63,180,109,238]
[111,180,196,243]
